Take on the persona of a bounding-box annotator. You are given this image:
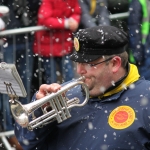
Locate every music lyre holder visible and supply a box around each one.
[4,82,19,102]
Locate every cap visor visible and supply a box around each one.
[70,51,101,63]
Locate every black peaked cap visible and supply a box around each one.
[70,26,129,63]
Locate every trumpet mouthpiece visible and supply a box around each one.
[76,76,85,82]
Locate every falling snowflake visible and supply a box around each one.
[88,122,93,130]
[129,83,135,89]
[111,81,115,86]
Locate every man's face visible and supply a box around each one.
[76,57,114,97]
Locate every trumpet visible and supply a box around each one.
[10,76,89,130]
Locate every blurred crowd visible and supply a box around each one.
[0,0,149,149]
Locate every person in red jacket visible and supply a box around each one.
[33,0,81,84]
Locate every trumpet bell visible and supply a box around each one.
[10,100,29,127]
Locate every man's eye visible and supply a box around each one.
[88,64,94,67]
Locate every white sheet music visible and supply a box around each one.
[0,62,27,97]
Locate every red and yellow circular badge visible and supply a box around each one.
[108,106,135,129]
[74,37,79,51]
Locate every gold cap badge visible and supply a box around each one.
[74,37,79,51]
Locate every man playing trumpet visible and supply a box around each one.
[15,26,150,149]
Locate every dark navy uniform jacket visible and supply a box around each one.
[15,78,150,150]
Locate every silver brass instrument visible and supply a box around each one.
[10,76,89,130]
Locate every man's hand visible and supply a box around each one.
[36,83,61,100]
[68,18,79,32]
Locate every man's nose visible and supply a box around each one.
[76,63,87,75]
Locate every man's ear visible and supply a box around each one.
[111,56,121,73]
